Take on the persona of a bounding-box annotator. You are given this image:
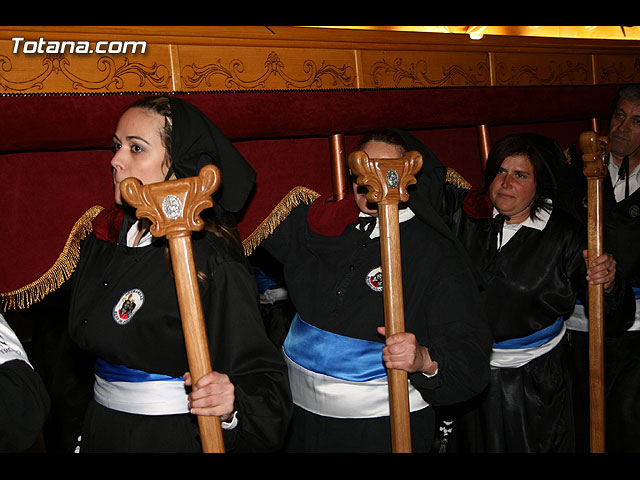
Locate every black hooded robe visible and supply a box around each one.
[433,134,631,453]
[67,97,292,453]
[261,161,492,452]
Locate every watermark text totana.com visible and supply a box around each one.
[11,37,147,55]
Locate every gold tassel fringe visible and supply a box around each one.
[242,186,320,256]
[2,205,104,311]
[2,172,467,309]
[242,171,469,256]
[446,167,472,190]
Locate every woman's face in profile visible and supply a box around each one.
[110,107,169,205]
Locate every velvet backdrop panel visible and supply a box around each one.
[234,136,334,239]
[0,84,623,301]
[1,149,114,293]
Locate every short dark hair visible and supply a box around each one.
[611,84,640,119]
[484,133,561,221]
[354,129,409,156]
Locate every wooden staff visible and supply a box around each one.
[580,131,608,453]
[120,164,225,453]
[348,149,423,453]
[329,133,349,201]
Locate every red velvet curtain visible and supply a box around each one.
[0,85,621,303]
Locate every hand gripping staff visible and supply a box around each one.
[120,164,225,453]
[348,149,423,453]
[580,131,608,453]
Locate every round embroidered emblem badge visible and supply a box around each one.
[366,267,383,292]
[112,289,144,325]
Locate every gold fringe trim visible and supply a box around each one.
[563,147,573,165]
[446,167,472,189]
[242,172,470,256]
[2,205,104,311]
[242,186,320,256]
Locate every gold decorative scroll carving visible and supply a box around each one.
[366,54,490,88]
[0,52,171,93]
[596,55,640,84]
[0,26,639,94]
[180,50,355,90]
[494,53,592,85]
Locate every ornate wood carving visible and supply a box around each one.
[182,51,355,90]
[494,54,591,85]
[0,26,639,94]
[120,164,219,239]
[348,149,423,453]
[348,150,423,204]
[368,57,490,88]
[579,131,608,453]
[119,164,226,453]
[0,52,171,93]
[596,56,640,83]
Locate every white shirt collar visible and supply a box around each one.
[608,154,640,201]
[357,206,416,239]
[493,200,552,249]
[126,220,154,247]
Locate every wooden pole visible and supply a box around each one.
[579,131,608,453]
[476,124,491,174]
[329,133,349,202]
[348,149,423,453]
[120,164,226,453]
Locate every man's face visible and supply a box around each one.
[609,98,640,164]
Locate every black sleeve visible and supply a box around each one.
[408,261,493,407]
[0,359,50,452]
[202,259,292,452]
[260,204,307,266]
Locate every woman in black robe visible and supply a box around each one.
[67,96,292,452]
[403,132,631,453]
[261,130,493,452]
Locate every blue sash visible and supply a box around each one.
[493,317,564,349]
[94,357,182,382]
[283,313,386,382]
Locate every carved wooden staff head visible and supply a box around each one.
[120,164,222,239]
[348,150,423,205]
[580,131,609,180]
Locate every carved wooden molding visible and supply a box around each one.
[0,27,639,93]
[494,57,591,85]
[0,53,171,92]
[181,51,355,90]
[369,57,490,88]
[596,56,640,83]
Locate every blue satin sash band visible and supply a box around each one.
[93,358,189,415]
[493,317,564,349]
[490,318,566,369]
[283,314,429,419]
[283,313,387,382]
[94,357,183,382]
